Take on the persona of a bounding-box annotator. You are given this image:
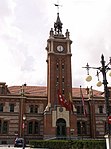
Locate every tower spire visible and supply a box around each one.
[54,2,63,35]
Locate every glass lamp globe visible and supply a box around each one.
[86,75,92,82]
[23,115,26,121]
[96,81,102,87]
[109,71,111,77]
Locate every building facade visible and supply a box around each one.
[0,13,110,144]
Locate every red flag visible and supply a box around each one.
[58,91,65,106]
[80,86,87,117]
[67,101,73,112]
[58,90,73,111]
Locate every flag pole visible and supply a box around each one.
[80,86,83,140]
[80,85,87,139]
[56,83,58,108]
[80,86,87,117]
[56,83,59,139]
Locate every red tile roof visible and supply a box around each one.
[8,86,103,98]
[72,87,103,98]
[8,86,47,97]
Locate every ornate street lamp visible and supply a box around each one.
[23,114,26,149]
[83,54,111,148]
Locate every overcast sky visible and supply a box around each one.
[0,0,111,91]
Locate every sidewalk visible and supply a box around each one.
[0,144,31,148]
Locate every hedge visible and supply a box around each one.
[29,139,106,149]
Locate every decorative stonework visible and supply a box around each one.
[52,106,69,127]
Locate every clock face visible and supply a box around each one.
[57,45,64,52]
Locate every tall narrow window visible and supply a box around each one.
[62,77,64,83]
[30,105,34,113]
[28,121,40,134]
[81,106,84,114]
[104,121,107,134]
[2,121,8,134]
[57,76,59,84]
[62,63,64,70]
[0,103,3,112]
[77,121,81,134]
[56,62,59,85]
[57,63,59,70]
[34,121,39,134]
[35,105,38,113]
[62,89,64,95]
[0,120,1,133]
[98,105,103,113]
[82,122,87,134]
[10,104,14,112]
[76,106,81,114]
[28,122,33,134]
[77,121,87,135]
[109,106,111,113]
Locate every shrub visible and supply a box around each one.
[29,139,106,149]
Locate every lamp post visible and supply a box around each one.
[80,121,83,140]
[23,114,26,149]
[83,54,111,149]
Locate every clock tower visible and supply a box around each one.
[44,13,77,139]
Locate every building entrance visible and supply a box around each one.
[56,118,66,138]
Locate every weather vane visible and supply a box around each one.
[54,0,62,13]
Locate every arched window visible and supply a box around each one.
[28,120,40,135]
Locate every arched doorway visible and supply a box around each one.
[56,118,66,138]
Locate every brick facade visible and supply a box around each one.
[0,14,110,144]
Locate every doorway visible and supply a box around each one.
[56,118,66,138]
